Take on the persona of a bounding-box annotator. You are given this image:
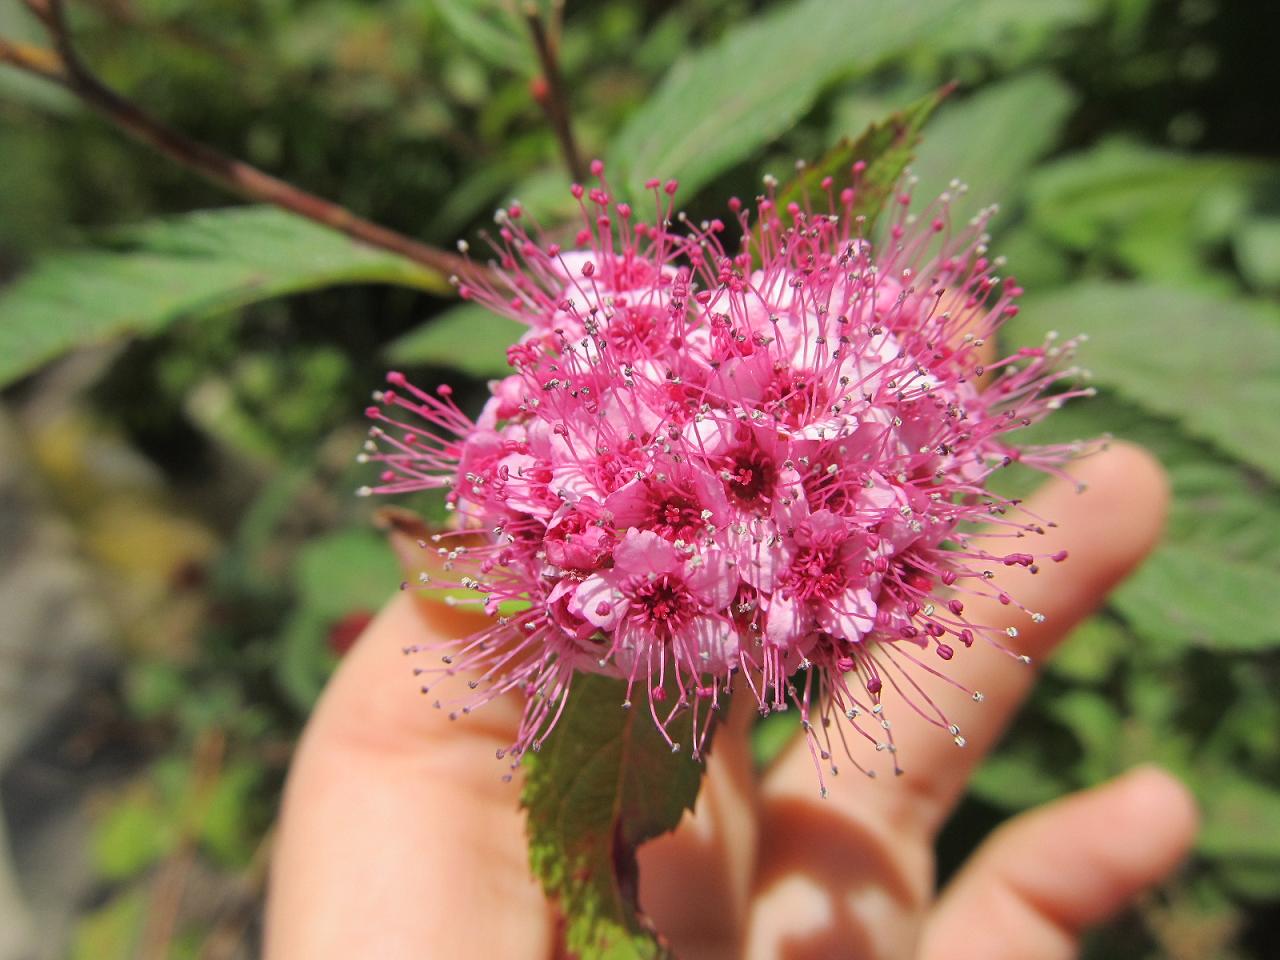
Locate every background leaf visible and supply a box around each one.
[1198,773,1280,862]
[1008,282,1280,481]
[908,70,1077,216]
[1111,547,1280,653]
[1024,141,1280,288]
[610,0,964,201]
[276,529,401,709]
[0,206,449,387]
[384,302,524,377]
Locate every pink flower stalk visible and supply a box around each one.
[359,160,1090,792]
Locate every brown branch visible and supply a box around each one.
[1,0,476,283]
[525,5,585,183]
[0,37,65,81]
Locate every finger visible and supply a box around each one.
[919,765,1198,960]
[637,693,760,960]
[743,443,1168,960]
[880,440,1171,831]
[264,592,558,960]
[765,441,1168,827]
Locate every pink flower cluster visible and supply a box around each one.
[361,161,1087,789]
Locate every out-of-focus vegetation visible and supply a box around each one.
[0,0,1277,956]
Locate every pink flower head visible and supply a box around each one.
[361,161,1090,790]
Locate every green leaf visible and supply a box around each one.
[611,0,964,201]
[71,889,147,960]
[0,206,451,387]
[1049,615,1127,684]
[1235,217,1280,293]
[1007,394,1280,569]
[1024,140,1279,287]
[92,783,175,881]
[908,71,1077,217]
[751,710,799,770]
[384,303,525,378]
[1007,282,1280,481]
[969,746,1070,810]
[1110,546,1280,653]
[931,0,1098,64]
[776,87,948,223]
[200,761,264,867]
[1217,860,1280,901]
[1048,690,1124,782]
[432,0,535,71]
[1198,773,1280,862]
[522,673,713,959]
[992,226,1073,290]
[277,529,401,709]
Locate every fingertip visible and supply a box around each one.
[1017,440,1170,613]
[1111,764,1199,867]
[1076,440,1170,543]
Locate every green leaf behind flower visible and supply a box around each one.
[1008,281,1280,482]
[522,673,712,959]
[611,0,964,202]
[1112,546,1280,653]
[0,206,450,387]
[775,86,949,225]
[384,302,524,378]
[1024,141,1280,290]
[907,70,1077,218]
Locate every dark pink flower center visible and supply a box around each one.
[763,369,825,426]
[626,574,697,637]
[723,447,776,507]
[648,492,706,542]
[787,545,846,601]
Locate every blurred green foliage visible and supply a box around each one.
[2,0,1278,956]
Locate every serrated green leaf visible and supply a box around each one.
[1111,546,1280,653]
[0,206,450,387]
[908,70,1077,217]
[1024,140,1279,287]
[384,303,524,378]
[1006,394,1280,569]
[1007,282,1280,481]
[522,673,713,959]
[611,0,964,201]
[776,87,947,224]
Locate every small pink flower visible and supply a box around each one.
[361,161,1088,787]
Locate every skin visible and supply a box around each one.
[265,441,1198,960]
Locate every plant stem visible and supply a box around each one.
[1,0,476,281]
[525,5,586,183]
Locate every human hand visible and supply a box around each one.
[265,441,1197,960]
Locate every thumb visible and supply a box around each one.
[265,589,556,959]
